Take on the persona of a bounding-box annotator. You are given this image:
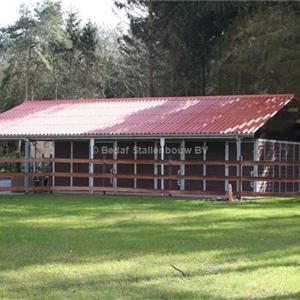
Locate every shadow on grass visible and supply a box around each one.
[1,194,300,299]
[2,261,300,300]
[2,275,201,300]
[0,199,300,271]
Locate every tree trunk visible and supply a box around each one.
[201,64,206,96]
[147,50,155,97]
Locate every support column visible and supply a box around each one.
[70,141,74,187]
[52,141,55,187]
[154,141,158,189]
[298,144,300,193]
[134,141,137,189]
[225,141,229,190]
[113,140,118,189]
[236,137,242,193]
[253,140,258,193]
[24,138,30,193]
[33,141,37,173]
[293,143,295,193]
[263,141,267,192]
[285,143,288,193]
[203,141,207,191]
[160,138,165,190]
[89,138,94,193]
[272,141,275,192]
[279,142,282,193]
[180,140,185,191]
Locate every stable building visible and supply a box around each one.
[0,94,299,196]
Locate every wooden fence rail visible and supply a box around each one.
[0,157,299,197]
[1,171,300,183]
[1,157,300,166]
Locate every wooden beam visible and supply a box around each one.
[1,184,298,198]
[2,156,300,168]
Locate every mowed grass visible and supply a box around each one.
[0,195,300,300]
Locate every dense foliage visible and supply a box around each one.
[0,1,127,110]
[0,0,299,111]
[117,1,300,97]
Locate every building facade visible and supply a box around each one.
[0,94,299,196]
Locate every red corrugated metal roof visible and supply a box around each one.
[0,94,294,137]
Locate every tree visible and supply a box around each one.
[115,0,252,96]
[0,5,39,102]
[0,1,69,102]
[63,11,82,97]
[115,0,168,97]
[0,0,125,109]
[34,0,71,99]
[212,2,300,96]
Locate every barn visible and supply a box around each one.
[0,93,299,196]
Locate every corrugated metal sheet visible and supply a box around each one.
[0,94,294,137]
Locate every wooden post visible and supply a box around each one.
[180,140,185,191]
[154,141,158,189]
[263,140,267,193]
[272,141,275,192]
[24,138,30,193]
[293,143,295,193]
[70,141,73,187]
[33,141,36,173]
[203,141,207,191]
[113,140,118,190]
[134,141,137,189]
[227,183,233,202]
[238,155,243,200]
[225,141,229,191]
[168,160,171,196]
[52,141,55,187]
[160,138,165,190]
[253,140,258,193]
[298,144,300,193]
[285,143,288,193]
[279,142,282,193]
[89,138,94,193]
[236,137,241,194]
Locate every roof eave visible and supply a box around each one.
[0,133,255,140]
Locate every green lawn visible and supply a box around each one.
[0,195,300,300]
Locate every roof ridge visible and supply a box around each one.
[23,93,294,103]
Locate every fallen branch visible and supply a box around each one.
[170,264,188,277]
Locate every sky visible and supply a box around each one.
[0,0,128,29]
